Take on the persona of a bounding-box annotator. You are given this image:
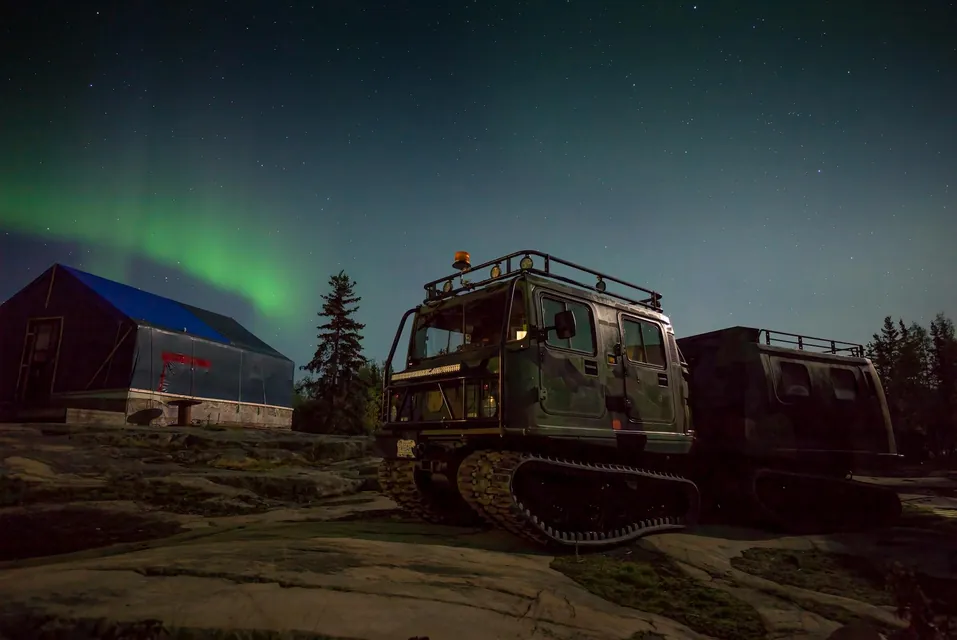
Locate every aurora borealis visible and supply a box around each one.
[0,183,296,316]
[1,1,955,369]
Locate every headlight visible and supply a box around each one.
[481,393,498,418]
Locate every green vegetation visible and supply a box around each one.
[867,313,957,461]
[731,548,893,606]
[209,475,321,504]
[732,548,957,637]
[0,473,269,517]
[294,271,385,436]
[551,548,766,640]
[0,609,363,640]
[67,426,373,467]
[0,506,184,561]
[899,502,957,536]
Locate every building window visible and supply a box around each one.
[622,317,667,367]
[541,295,596,354]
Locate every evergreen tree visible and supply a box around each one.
[929,313,957,455]
[300,271,368,433]
[357,360,385,431]
[894,320,933,443]
[867,316,900,388]
[867,313,957,461]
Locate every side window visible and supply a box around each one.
[622,317,667,367]
[508,285,529,341]
[830,368,857,401]
[541,295,596,353]
[779,362,811,399]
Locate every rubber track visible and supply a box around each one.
[456,450,701,548]
[377,458,478,526]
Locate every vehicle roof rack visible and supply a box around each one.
[423,249,663,311]
[759,329,865,358]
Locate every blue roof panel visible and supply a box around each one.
[63,266,228,343]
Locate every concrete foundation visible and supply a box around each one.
[3,389,292,430]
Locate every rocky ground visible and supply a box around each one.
[0,423,955,640]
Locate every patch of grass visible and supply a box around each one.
[131,550,363,581]
[316,495,376,507]
[0,608,363,639]
[731,548,892,606]
[404,562,489,578]
[198,517,539,554]
[209,475,319,504]
[0,474,31,507]
[207,457,286,472]
[0,506,184,561]
[0,473,269,517]
[899,502,957,536]
[732,548,957,620]
[551,548,766,640]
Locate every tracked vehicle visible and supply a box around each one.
[375,250,902,548]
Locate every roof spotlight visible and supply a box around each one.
[596,277,607,292]
[490,264,502,278]
[519,254,533,270]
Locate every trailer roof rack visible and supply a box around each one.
[759,329,865,358]
[423,249,663,311]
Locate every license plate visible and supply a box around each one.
[396,438,417,459]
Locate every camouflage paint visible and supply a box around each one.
[380,272,694,455]
[502,276,689,452]
[678,326,897,467]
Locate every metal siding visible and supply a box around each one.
[130,327,155,391]
[192,339,242,402]
[150,331,195,396]
[241,350,294,407]
[63,266,226,343]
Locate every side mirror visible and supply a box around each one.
[553,309,577,340]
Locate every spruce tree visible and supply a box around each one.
[301,270,368,433]
[929,313,957,455]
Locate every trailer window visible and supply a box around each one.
[779,361,811,399]
[622,317,667,367]
[541,295,595,353]
[830,368,858,401]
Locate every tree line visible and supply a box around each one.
[867,313,957,461]
[293,270,957,462]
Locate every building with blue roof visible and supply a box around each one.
[0,264,294,429]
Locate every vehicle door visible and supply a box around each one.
[617,314,677,431]
[537,292,604,418]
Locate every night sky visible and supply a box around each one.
[1,1,954,373]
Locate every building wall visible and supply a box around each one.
[130,326,294,408]
[126,390,293,429]
[2,265,294,429]
[40,389,293,429]
[0,265,135,405]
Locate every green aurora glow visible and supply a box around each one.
[0,183,299,318]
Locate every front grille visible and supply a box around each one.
[388,378,498,424]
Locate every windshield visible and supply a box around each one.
[410,285,527,362]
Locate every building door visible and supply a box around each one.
[16,318,63,406]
